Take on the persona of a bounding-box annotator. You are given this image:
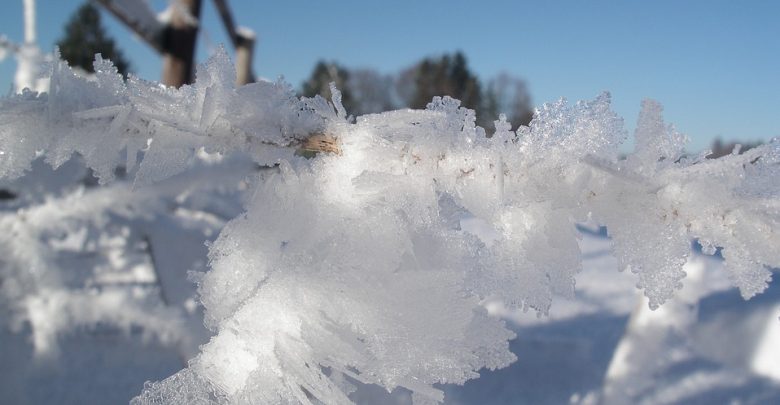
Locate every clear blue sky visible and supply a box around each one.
[1,0,778,151]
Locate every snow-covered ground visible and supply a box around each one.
[444,233,780,405]
[0,155,250,404]
[1,156,778,404]
[348,229,780,404]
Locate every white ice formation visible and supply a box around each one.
[0,48,778,404]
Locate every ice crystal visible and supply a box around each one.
[0,48,777,404]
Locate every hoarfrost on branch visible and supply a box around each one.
[0,49,778,404]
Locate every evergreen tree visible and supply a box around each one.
[301,53,533,132]
[56,2,131,77]
[408,52,482,113]
[344,69,397,115]
[302,61,355,113]
[484,73,534,130]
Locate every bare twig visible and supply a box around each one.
[143,235,169,306]
[299,133,341,155]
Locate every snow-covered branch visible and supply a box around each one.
[0,49,328,185]
[1,50,778,404]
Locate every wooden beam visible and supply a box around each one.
[93,0,165,53]
[234,33,255,85]
[211,0,255,85]
[161,0,203,87]
[211,0,239,47]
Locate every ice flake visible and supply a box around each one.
[628,99,688,174]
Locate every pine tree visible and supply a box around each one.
[409,52,482,113]
[56,2,131,77]
[302,61,355,113]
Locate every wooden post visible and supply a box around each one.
[97,0,253,87]
[235,32,255,85]
[212,0,255,85]
[162,0,202,88]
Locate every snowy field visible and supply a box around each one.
[1,156,778,404]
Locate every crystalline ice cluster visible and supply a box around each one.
[0,49,778,404]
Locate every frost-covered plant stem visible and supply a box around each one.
[1,50,778,404]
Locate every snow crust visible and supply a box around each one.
[1,49,778,404]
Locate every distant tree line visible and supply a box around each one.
[707,138,763,159]
[302,51,534,133]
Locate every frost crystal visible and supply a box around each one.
[0,49,778,404]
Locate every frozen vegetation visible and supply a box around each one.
[0,49,779,404]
